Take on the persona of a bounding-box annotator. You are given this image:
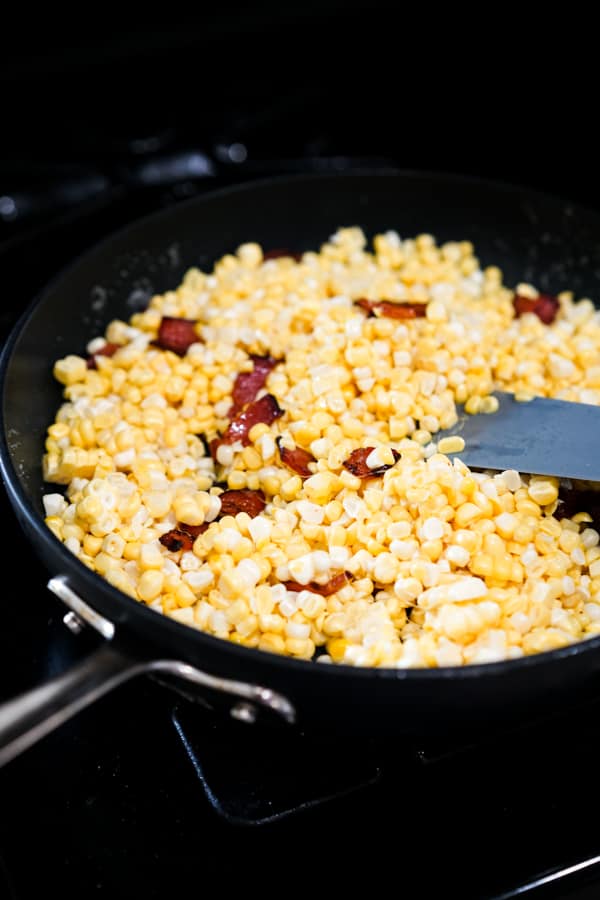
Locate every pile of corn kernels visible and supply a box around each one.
[42,228,600,667]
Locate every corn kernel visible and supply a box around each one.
[438,436,465,454]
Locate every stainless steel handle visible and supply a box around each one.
[0,643,143,767]
[0,577,295,768]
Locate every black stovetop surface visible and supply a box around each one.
[3,20,600,895]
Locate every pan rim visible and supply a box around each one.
[2,167,600,683]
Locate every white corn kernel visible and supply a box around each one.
[43,493,68,517]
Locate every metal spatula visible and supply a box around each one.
[436,392,600,480]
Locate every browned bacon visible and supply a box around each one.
[221,393,283,447]
[263,249,303,261]
[355,298,428,319]
[229,355,279,417]
[276,438,316,478]
[156,317,199,355]
[513,293,560,325]
[343,447,400,478]
[283,573,349,596]
[218,489,266,519]
[159,522,209,553]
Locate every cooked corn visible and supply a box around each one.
[42,228,600,667]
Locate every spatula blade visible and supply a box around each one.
[437,392,600,480]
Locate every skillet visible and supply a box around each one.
[2,170,600,766]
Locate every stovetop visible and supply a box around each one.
[3,49,600,894]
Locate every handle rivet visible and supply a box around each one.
[62,611,84,634]
[230,701,257,724]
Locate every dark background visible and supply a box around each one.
[1,6,597,209]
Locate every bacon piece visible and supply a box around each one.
[222,393,283,446]
[86,342,121,369]
[355,298,428,319]
[229,355,279,417]
[276,437,316,478]
[219,489,266,519]
[343,447,400,478]
[284,573,349,596]
[156,317,199,355]
[159,529,194,553]
[159,522,209,553]
[263,249,303,262]
[513,293,560,325]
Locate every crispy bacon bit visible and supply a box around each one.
[219,489,266,519]
[229,355,279,417]
[222,393,283,446]
[86,342,120,369]
[355,298,428,319]
[159,522,209,553]
[284,573,349,596]
[276,437,316,478]
[343,447,400,478]
[263,249,303,262]
[156,317,199,355]
[513,293,560,325]
[159,529,194,553]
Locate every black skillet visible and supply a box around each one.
[2,171,600,766]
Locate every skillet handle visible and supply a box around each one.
[0,644,144,768]
[0,576,296,768]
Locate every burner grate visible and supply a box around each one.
[172,704,381,825]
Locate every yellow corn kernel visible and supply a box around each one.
[45,516,64,540]
[173,495,204,526]
[572,512,593,524]
[285,637,315,659]
[527,478,559,507]
[280,475,303,501]
[105,568,136,597]
[470,552,494,577]
[123,541,141,561]
[242,446,262,470]
[452,529,479,553]
[227,470,247,490]
[438,436,465,454]
[303,472,339,503]
[327,638,348,662]
[464,396,481,415]
[139,542,164,570]
[82,534,103,556]
[480,395,500,414]
[63,523,85,542]
[513,523,534,544]
[143,491,173,519]
[76,495,103,522]
[454,502,482,528]
[93,552,120,575]
[138,570,165,602]
[174,582,197,608]
[258,633,286,654]
[53,355,87,385]
[248,422,271,443]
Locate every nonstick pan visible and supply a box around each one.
[3,170,600,767]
